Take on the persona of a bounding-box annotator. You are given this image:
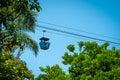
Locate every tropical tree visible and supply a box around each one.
[62,41,120,80]
[36,41,120,80]
[0,0,41,57]
[36,64,71,80]
[0,51,34,80]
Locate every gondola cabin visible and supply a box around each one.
[39,37,50,50]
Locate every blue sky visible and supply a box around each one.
[21,0,120,77]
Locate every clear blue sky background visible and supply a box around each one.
[21,0,120,78]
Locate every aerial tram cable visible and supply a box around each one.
[36,25,120,45]
[36,28,120,48]
[39,21,120,41]
[37,28,89,41]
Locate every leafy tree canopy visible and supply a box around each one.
[37,41,120,80]
[0,0,41,56]
[0,0,41,79]
[63,41,120,80]
[0,51,34,80]
[36,64,71,80]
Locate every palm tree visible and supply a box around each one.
[0,0,41,57]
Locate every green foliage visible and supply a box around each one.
[0,0,41,79]
[0,51,34,80]
[36,41,120,80]
[36,64,70,80]
[62,41,120,80]
[0,0,41,56]
[67,44,75,52]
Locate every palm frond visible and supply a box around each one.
[16,31,39,56]
[15,10,36,33]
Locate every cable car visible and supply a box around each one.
[39,30,50,50]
